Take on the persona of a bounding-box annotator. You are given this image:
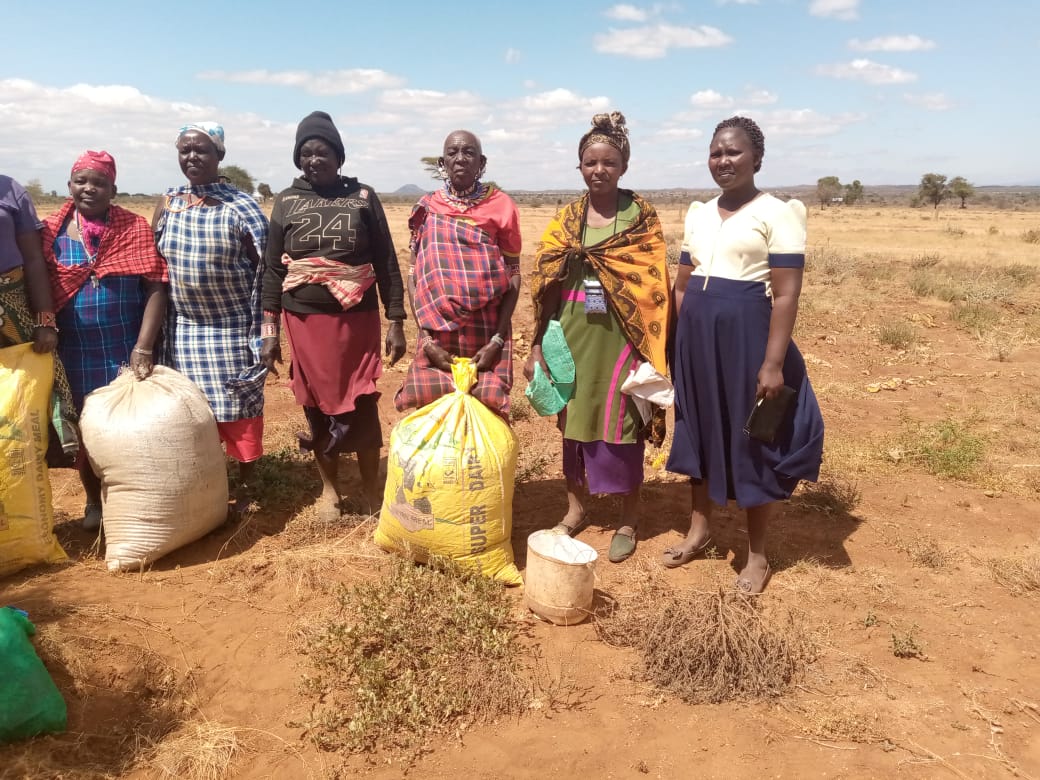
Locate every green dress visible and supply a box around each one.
[557,195,643,444]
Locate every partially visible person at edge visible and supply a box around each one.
[0,174,79,466]
[665,116,824,594]
[527,112,672,564]
[153,123,269,513]
[41,151,168,532]
[395,129,521,418]
[261,111,406,519]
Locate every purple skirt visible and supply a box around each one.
[666,277,824,508]
[563,438,645,495]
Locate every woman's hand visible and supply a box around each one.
[31,326,57,354]
[386,320,406,366]
[423,338,453,371]
[473,339,502,372]
[130,348,154,381]
[756,361,785,400]
[260,337,282,377]
[523,344,550,382]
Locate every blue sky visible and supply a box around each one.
[1,0,1037,195]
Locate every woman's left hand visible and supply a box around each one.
[31,326,58,354]
[386,320,406,366]
[756,362,785,400]
[473,340,502,372]
[130,348,154,381]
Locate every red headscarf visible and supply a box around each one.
[71,150,117,184]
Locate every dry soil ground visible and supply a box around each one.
[2,198,1039,779]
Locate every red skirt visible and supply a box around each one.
[283,309,382,414]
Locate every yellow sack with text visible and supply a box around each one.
[0,344,67,576]
[375,359,520,584]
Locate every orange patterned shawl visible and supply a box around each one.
[532,190,672,444]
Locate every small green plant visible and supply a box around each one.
[900,417,985,480]
[891,629,925,659]
[296,556,528,755]
[877,321,917,350]
[950,302,1001,335]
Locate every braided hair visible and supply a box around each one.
[713,116,764,172]
[579,111,631,164]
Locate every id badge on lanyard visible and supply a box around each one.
[583,277,607,315]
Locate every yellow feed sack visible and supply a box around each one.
[376,359,521,584]
[0,344,66,576]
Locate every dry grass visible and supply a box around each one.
[294,556,530,757]
[596,580,816,704]
[987,554,1040,595]
[141,719,244,780]
[897,535,955,569]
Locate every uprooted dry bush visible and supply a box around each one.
[596,578,816,704]
[295,556,530,757]
[987,554,1040,596]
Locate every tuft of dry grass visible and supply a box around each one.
[596,583,816,704]
[897,535,955,569]
[793,476,862,515]
[987,554,1040,596]
[141,720,244,780]
[877,320,918,350]
[294,556,530,757]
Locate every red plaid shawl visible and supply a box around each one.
[410,197,513,333]
[42,200,167,311]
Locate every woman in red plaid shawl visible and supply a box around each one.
[41,150,168,531]
[395,130,522,417]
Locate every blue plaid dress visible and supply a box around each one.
[53,233,147,410]
[156,183,269,422]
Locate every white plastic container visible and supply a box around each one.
[523,530,597,625]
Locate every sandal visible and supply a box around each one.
[734,563,772,595]
[661,536,714,569]
[552,513,589,537]
[82,503,102,533]
[608,526,638,563]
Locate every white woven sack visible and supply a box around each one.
[79,366,228,571]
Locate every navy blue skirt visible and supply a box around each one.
[666,277,824,508]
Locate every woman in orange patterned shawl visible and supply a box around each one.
[527,112,671,563]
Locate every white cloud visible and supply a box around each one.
[809,0,859,20]
[717,0,758,4]
[746,89,778,105]
[903,92,954,111]
[815,59,917,85]
[690,89,734,109]
[595,23,732,59]
[522,79,538,89]
[505,48,521,64]
[761,108,867,137]
[849,34,937,52]
[197,68,405,95]
[606,4,648,21]
[378,89,489,123]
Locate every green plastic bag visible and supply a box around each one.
[0,606,67,742]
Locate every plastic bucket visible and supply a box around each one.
[524,530,597,626]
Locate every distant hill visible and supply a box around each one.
[393,184,427,196]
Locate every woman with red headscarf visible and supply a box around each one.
[42,150,168,530]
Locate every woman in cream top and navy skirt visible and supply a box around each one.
[666,116,824,594]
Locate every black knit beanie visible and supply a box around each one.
[293,111,345,168]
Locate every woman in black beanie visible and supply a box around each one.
[261,111,407,519]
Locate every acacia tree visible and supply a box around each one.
[257,183,273,202]
[918,173,949,214]
[24,178,45,201]
[421,156,442,179]
[843,180,864,206]
[816,176,842,208]
[948,176,974,209]
[218,165,255,194]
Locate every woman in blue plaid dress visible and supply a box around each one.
[154,123,269,511]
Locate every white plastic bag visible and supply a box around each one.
[79,366,228,571]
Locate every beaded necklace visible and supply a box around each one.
[442,179,487,210]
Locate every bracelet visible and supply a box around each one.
[260,323,278,338]
[132,347,153,356]
[490,333,505,347]
[35,311,57,329]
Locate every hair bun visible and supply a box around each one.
[591,111,628,135]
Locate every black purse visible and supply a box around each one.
[743,386,797,444]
